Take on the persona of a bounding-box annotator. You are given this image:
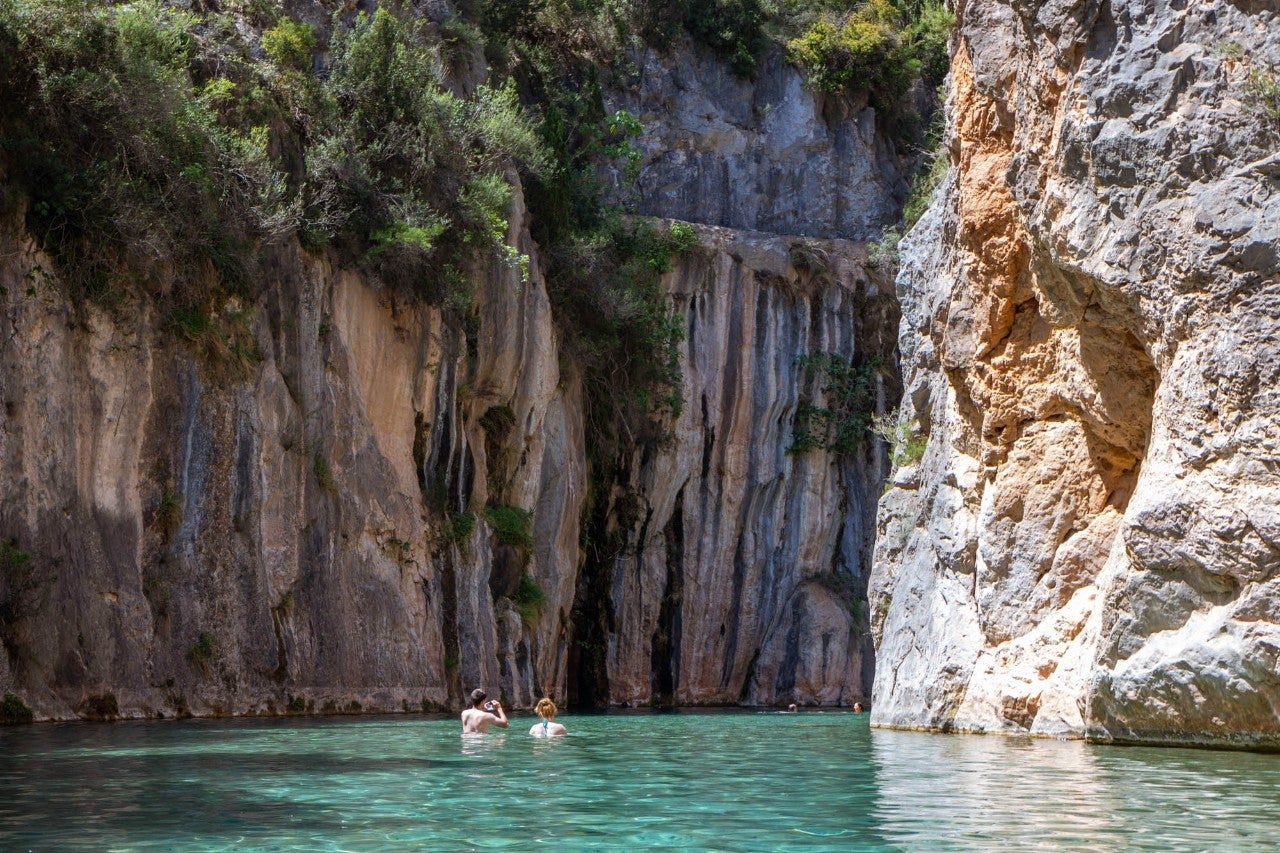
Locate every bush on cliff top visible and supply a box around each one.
[0,1,547,309]
[785,0,953,108]
[309,9,548,300]
[0,0,282,301]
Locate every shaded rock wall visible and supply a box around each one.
[871,0,1280,748]
[0,215,892,720]
[0,187,589,719]
[594,228,895,708]
[0,53,905,717]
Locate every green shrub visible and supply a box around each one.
[0,538,42,641]
[186,631,216,671]
[786,0,916,105]
[785,0,953,114]
[906,0,954,82]
[155,489,182,536]
[665,221,700,255]
[543,214,689,457]
[448,511,477,542]
[286,694,306,713]
[1,692,33,723]
[682,0,769,76]
[871,409,927,466]
[789,240,831,279]
[313,453,336,493]
[479,405,517,438]
[168,309,213,342]
[308,10,548,301]
[261,19,315,70]
[0,1,547,312]
[1244,64,1280,125]
[866,226,900,268]
[485,505,533,549]
[789,353,880,456]
[0,0,290,300]
[903,145,948,231]
[511,572,547,628]
[165,301,260,379]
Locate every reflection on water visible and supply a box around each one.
[0,712,1278,850]
[872,729,1280,851]
[872,730,1125,848]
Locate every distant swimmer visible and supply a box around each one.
[529,697,567,737]
[461,689,508,733]
[853,702,864,713]
[787,704,798,713]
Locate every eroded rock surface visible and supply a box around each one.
[606,40,908,241]
[0,187,589,719]
[871,0,1280,748]
[0,111,901,720]
[594,227,895,708]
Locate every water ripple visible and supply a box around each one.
[0,713,1277,850]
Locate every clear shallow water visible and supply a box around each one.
[1,711,1279,851]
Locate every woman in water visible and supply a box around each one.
[529,697,567,737]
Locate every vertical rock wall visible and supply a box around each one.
[594,227,896,708]
[0,40,908,718]
[0,188,589,719]
[607,40,907,240]
[871,0,1280,748]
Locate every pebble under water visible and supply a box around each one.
[2,710,1279,850]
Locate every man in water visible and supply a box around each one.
[461,688,508,733]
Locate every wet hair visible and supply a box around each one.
[535,698,556,720]
[470,689,487,708]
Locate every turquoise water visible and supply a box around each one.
[2,711,1279,850]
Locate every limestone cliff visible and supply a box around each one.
[0,40,902,719]
[871,0,1280,748]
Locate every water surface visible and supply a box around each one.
[1,711,1278,850]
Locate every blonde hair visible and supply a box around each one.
[535,698,557,720]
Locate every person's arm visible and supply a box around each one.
[492,702,509,728]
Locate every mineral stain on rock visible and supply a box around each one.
[871,0,1280,749]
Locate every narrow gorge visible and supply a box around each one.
[2,0,1278,753]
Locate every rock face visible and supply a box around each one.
[0,43,902,719]
[871,0,1280,747]
[587,227,895,708]
[606,40,908,241]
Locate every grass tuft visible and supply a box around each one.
[485,506,533,549]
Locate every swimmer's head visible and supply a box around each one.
[787,703,798,713]
[470,689,487,708]
[535,698,557,720]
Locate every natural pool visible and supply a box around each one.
[2,710,1278,851]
